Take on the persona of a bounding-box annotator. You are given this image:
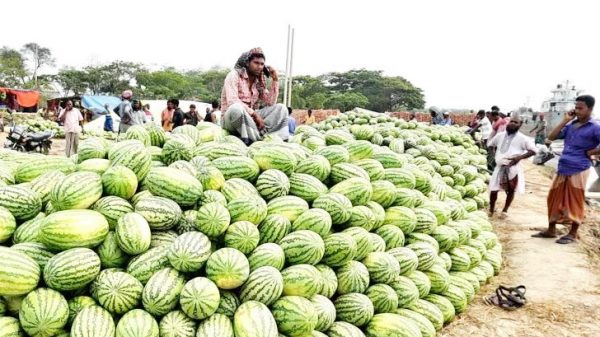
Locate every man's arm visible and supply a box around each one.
[548,112,575,141]
[223,71,253,115]
[261,67,279,106]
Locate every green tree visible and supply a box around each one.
[191,68,229,102]
[54,68,90,96]
[85,61,145,95]
[0,47,28,87]
[324,92,369,112]
[21,43,54,89]
[136,69,196,99]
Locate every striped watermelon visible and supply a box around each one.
[369,233,386,253]
[334,293,374,327]
[176,210,198,234]
[10,242,54,270]
[101,165,138,200]
[201,190,227,205]
[127,246,170,284]
[221,178,258,202]
[279,230,324,265]
[224,221,260,254]
[423,264,450,294]
[322,233,357,267]
[389,276,419,309]
[329,177,373,206]
[387,247,419,276]
[255,169,290,201]
[67,296,96,324]
[406,299,444,331]
[281,264,322,298]
[353,159,385,181]
[215,290,240,318]
[19,288,69,337]
[11,215,45,244]
[196,165,225,191]
[343,140,373,161]
[383,206,417,234]
[366,201,386,230]
[44,248,100,291]
[0,246,40,296]
[50,171,102,211]
[179,277,220,319]
[366,313,422,337]
[92,270,142,314]
[0,185,42,221]
[196,202,231,238]
[108,140,152,180]
[289,173,328,202]
[373,151,408,169]
[247,243,286,271]
[407,270,432,299]
[161,136,195,165]
[267,195,309,223]
[125,125,151,146]
[195,313,233,337]
[292,208,332,237]
[316,264,338,298]
[150,230,178,248]
[374,225,404,250]
[383,168,416,189]
[92,196,134,230]
[233,301,278,337]
[336,261,370,295]
[142,267,185,316]
[29,170,66,204]
[115,212,151,255]
[40,210,109,251]
[135,196,182,230]
[393,188,417,208]
[315,145,350,166]
[330,163,370,185]
[394,308,436,337]
[143,167,203,207]
[15,156,75,183]
[423,293,456,324]
[311,295,336,332]
[295,155,331,182]
[96,231,128,268]
[131,190,153,206]
[70,305,115,337]
[341,227,373,261]
[168,231,211,272]
[406,233,440,252]
[369,180,397,208]
[362,252,400,284]
[257,214,291,244]
[272,296,318,336]
[240,266,284,305]
[327,321,366,337]
[77,158,110,174]
[0,206,16,243]
[159,310,196,337]
[115,309,159,337]
[146,124,166,147]
[228,195,268,225]
[205,248,250,289]
[212,156,260,181]
[312,193,353,225]
[253,146,298,175]
[346,206,376,231]
[365,284,398,314]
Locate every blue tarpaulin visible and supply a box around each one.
[81,95,121,114]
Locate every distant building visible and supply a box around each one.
[540,81,584,132]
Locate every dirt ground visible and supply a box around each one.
[0,130,67,156]
[441,160,600,337]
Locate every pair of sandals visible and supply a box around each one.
[485,285,527,310]
[531,231,577,244]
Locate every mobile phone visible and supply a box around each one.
[568,110,575,116]
[263,65,271,78]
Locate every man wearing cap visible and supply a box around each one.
[442,111,453,126]
[429,107,444,125]
[116,90,134,134]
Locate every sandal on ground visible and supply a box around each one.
[498,285,527,306]
[556,234,577,244]
[531,231,557,238]
[484,287,523,311]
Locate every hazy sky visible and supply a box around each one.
[3,0,599,111]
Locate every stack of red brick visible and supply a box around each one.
[291,109,340,124]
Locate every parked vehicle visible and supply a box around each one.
[3,123,54,154]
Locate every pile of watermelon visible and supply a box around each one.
[0,111,501,337]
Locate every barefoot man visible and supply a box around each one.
[487,115,537,219]
[533,95,600,244]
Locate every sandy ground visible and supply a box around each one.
[442,160,600,337]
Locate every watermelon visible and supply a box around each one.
[362,252,400,284]
[295,155,331,182]
[312,193,353,225]
[353,159,385,181]
[292,208,332,237]
[406,270,432,298]
[19,288,69,337]
[327,321,366,337]
[365,313,422,337]
[179,277,220,320]
[322,233,357,267]
[142,267,185,316]
[221,178,258,202]
[383,206,416,234]
[161,136,195,165]
[316,264,338,298]
[387,247,419,276]
[196,165,226,191]
[195,313,233,337]
[311,295,336,332]
[383,168,416,189]
[212,156,260,181]
[289,173,328,202]
[135,196,182,230]
[44,248,100,291]
[423,264,450,294]
[29,170,66,204]
[194,202,231,238]
[101,165,138,200]
[406,242,437,271]
[334,293,374,327]
[369,180,397,208]
[389,276,420,309]
[70,305,115,337]
[272,296,318,337]
[257,214,291,244]
[345,206,375,231]
[228,195,268,225]
[143,167,203,207]
[205,248,250,289]
[374,225,404,250]
[159,310,196,337]
[92,196,134,230]
[247,243,286,271]
[92,270,142,314]
[281,264,322,298]
[253,146,298,175]
[406,299,444,331]
[233,301,278,337]
[279,230,325,265]
[365,284,399,314]
[366,201,386,230]
[267,195,309,223]
[168,231,211,272]
[150,230,178,248]
[0,206,16,243]
[215,290,240,318]
[0,246,40,296]
[394,308,436,337]
[239,266,284,306]
[330,163,370,185]
[127,246,170,284]
[423,293,456,324]
[335,261,370,295]
[256,169,290,200]
[341,227,373,261]
[96,232,128,268]
[0,185,42,221]
[315,145,350,166]
[115,309,159,337]
[115,212,151,255]
[15,156,75,183]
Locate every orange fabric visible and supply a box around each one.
[547,170,589,224]
[0,88,40,108]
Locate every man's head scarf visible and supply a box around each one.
[122,90,133,99]
[235,47,266,95]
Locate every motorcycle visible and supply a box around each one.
[3,123,54,154]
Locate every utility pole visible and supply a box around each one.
[287,28,295,107]
[283,25,295,107]
[283,25,291,106]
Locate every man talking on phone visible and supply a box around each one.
[533,95,600,244]
[220,47,288,145]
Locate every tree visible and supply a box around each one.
[324,92,369,112]
[0,47,28,87]
[136,69,196,99]
[54,68,90,96]
[21,43,55,89]
[190,68,229,102]
[85,61,145,95]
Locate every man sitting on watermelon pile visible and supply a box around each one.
[220,47,289,145]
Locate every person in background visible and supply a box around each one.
[161,99,175,131]
[102,104,114,132]
[468,110,492,147]
[533,95,600,244]
[184,104,200,126]
[408,112,417,121]
[288,106,296,135]
[130,100,147,126]
[530,112,547,144]
[220,47,288,144]
[58,100,84,157]
[487,115,537,219]
[442,111,452,126]
[211,100,222,126]
[171,99,185,128]
[143,104,154,122]
[489,110,508,139]
[305,109,316,125]
[116,90,134,134]
[429,107,444,125]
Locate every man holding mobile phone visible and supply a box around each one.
[220,47,288,145]
[533,95,600,244]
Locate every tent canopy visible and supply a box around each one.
[81,95,122,113]
[0,87,40,108]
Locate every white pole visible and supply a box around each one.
[287,28,295,107]
[283,25,291,106]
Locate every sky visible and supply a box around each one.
[3,0,599,111]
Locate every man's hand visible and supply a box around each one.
[252,112,265,130]
[508,158,520,167]
[268,66,278,81]
[564,109,576,122]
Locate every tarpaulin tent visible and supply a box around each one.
[81,95,122,114]
[0,87,41,111]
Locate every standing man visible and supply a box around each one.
[442,111,452,126]
[487,115,537,219]
[184,104,200,126]
[58,100,83,157]
[116,90,134,134]
[171,99,185,129]
[161,100,175,132]
[305,109,316,125]
[102,104,114,132]
[210,100,222,126]
[468,110,492,147]
[429,107,444,125]
[130,100,147,126]
[220,47,288,144]
[530,112,547,144]
[288,107,296,135]
[533,95,600,244]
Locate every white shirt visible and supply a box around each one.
[487,131,537,193]
[480,117,492,140]
[213,110,222,126]
[58,108,83,133]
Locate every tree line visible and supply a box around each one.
[1,43,425,111]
